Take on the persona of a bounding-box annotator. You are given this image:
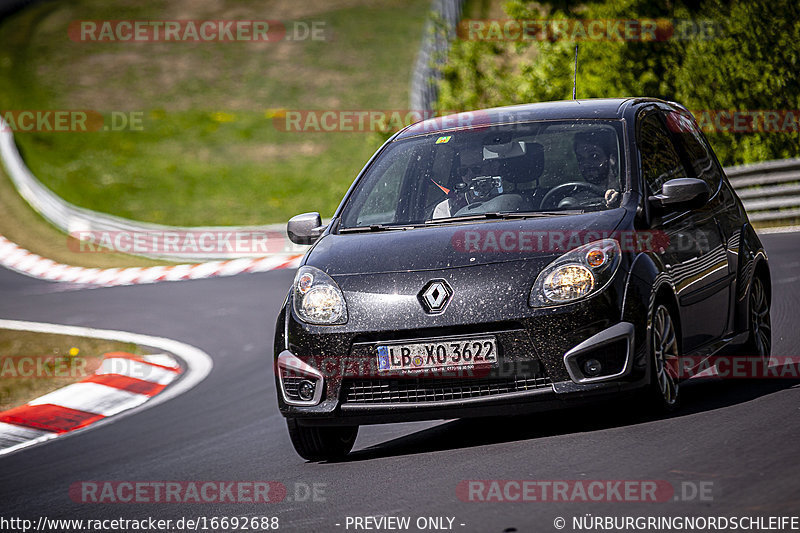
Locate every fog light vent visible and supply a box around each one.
[582,358,602,377]
[277,351,325,406]
[564,324,633,384]
[298,379,316,401]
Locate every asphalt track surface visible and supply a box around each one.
[0,232,798,532]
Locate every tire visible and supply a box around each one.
[742,275,771,364]
[646,303,681,412]
[286,419,358,461]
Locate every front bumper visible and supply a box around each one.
[275,319,647,426]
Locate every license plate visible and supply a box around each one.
[376,337,498,373]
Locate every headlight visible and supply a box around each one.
[292,266,348,325]
[530,239,621,307]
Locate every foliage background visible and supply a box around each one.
[438,0,800,165]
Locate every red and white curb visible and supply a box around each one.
[0,353,181,450]
[0,234,303,286]
[0,319,213,457]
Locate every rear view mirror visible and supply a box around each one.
[287,212,325,245]
[649,178,710,210]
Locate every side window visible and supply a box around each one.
[663,110,722,191]
[637,112,688,197]
[354,150,413,225]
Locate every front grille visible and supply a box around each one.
[282,376,304,402]
[342,374,551,404]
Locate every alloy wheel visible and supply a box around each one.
[749,276,772,361]
[653,304,680,407]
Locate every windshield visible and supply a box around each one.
[338,120,626,229]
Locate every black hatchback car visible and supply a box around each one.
[274,98,771,460]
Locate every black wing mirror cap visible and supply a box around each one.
[287,212,325,245]
[648,178,710,210]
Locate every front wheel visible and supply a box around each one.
[646,304,681,412]
[743,275,771,363]
[286,419,358,461]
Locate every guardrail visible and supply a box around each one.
[726,158,800,223]
[409,0,464,112]
[0,116,307,262]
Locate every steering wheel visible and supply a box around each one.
[539,182,606,210]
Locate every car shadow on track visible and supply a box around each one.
[339,372,800,463]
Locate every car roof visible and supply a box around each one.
[395,97,672,139]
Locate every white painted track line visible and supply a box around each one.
[0,319,214,457]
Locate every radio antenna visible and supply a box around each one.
[572,44,579,100]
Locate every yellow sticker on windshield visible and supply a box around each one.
[435,135,452,144]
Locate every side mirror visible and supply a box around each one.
[649,178,709,210]
[287,212,325,245]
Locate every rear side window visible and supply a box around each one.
[637,112,688,197]
[664,110,722,192]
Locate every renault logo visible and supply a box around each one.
[419,279,453,314]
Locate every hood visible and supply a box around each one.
[306,208,627,275]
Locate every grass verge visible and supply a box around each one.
[0,0,429,226]
[0,163,168,268]
[0,328,146,411]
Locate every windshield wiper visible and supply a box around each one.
[493,210,585,217]
[425,210,583,225]
[338,224,419,233]
[340,211,585,231]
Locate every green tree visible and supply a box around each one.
[438,0,800,164]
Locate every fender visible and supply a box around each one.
[622,251,679,378]
[734,223,770,332]
[273,290,290,363]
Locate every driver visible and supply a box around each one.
[573,131,621,207]
[432,150,501,218]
